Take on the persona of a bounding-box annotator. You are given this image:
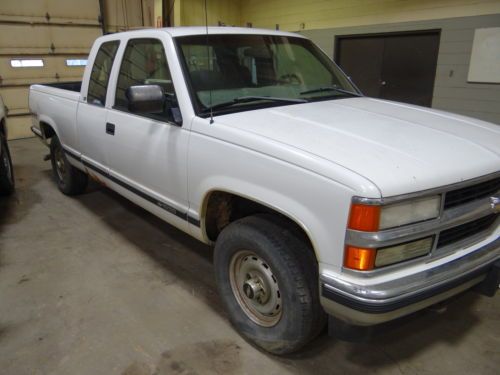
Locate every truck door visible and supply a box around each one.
[104,37,190,231]
[77,40,120,176]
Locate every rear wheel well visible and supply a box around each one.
[40,122,56,139]
[203,191,317,261]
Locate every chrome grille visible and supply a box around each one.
[346,173,500,273]
[444,177,500,209]
[437,214,498,248]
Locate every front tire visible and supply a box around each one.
[0,132,14,196]
[214,214,325,355]
[50,136,88,195]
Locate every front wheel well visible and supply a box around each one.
[203,191,317,261]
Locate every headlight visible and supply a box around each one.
[375,237,434,267]
[344,236,434,270]
[348,195,441,232]
[379,195,441,229]
[345,195,442,271]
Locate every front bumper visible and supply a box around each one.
[320,237,500,326]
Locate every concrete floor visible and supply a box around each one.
[0,138,499,375]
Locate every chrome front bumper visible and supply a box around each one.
[320,237,500,325]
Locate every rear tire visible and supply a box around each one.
[50,136,88,195]
[0,132,14,196]
[214,214,326,355]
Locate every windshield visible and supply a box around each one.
[175,34,360,116]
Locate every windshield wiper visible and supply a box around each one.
[300,86,361,97]
[205,96,308,112]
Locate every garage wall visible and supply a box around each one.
[104,0,155,33]
[301,14,500,125]
[239,0,500,125]
[240,0,500,31]
[176,0,241,27]
[2,1,498,138]
[0,0,102,139]
[0,0,153,140]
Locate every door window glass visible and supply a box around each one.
[87,41,120,106]
[115,38,177,122]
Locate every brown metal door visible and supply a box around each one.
[335,37,384,98]
[336,31,440,107]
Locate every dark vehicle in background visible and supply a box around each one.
[0,95,14,195]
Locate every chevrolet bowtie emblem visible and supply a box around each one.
[491,196,500,213]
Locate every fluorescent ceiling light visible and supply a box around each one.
[11,59,44,68]
[66,59,88,67]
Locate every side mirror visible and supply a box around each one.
[126,85,164,114]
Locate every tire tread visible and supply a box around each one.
[214,214,326,354]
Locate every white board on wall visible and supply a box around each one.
[468,27,500,83]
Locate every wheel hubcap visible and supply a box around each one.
[243,278,263,300]
[229,251,282,327]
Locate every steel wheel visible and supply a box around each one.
[214,215,326,354]
[50,136,88,195]
[229,250,282,327]
[54,146,66,181]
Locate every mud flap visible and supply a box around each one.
[474,260,500,297]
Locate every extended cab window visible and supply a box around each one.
[115,38,177,123]
[87,41,119,106]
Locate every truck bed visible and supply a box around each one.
[29,81,82,150]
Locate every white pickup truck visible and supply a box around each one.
[30,27,499,354]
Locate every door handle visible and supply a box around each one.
[106,122,115,135]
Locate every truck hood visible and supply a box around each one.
[215,98,500,197]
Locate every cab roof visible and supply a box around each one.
[101,26,305,39]
[162,26,304,38]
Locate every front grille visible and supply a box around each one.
[444,177,500,209]
[437,214,498,248]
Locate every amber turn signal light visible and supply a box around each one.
[344,246,376,270]
[348,204,380,232]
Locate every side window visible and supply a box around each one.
[87,41,119,106]
[115,38,177,122]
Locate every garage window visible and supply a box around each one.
[66,59,88,67]
[10,59,44,68]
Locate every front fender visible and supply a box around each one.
[187,130,359,270]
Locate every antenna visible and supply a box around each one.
[204,0,214,124]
